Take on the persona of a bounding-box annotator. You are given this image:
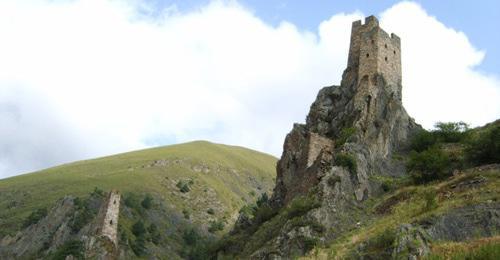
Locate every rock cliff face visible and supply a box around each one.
[0,192,119,260]
[252,16,420,257]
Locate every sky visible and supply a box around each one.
[0,0,499,179]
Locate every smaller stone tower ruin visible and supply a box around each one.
[95,189,121,245]
[347,15,402,101]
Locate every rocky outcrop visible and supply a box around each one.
[0,191,120,260]
[0,196,76,259]
[420,202,500,242]
[239,16,420,258]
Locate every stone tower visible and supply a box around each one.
[346,15,402,101]
[96,189,121,244]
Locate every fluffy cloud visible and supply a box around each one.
[380,2,500,128]
[0,1,498,178]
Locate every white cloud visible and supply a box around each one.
[380,2,500,128]
[0,0,498,178]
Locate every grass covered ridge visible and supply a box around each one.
[0,140,277,238]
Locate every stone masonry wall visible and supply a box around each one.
[96,190,120,245]
[347,16,402,101]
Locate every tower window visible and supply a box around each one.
[366,53,369,58]
[371,39,374,44]
[110,220,113,225]
[393,50,396,55]
[385,57,388,62]
[384,44,388,48]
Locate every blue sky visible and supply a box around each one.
[0,0,499,178]
[146,0,500,75]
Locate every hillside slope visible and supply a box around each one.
[0,140,277,258]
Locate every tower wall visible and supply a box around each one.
[95,190,120,245]
[347,16,402,100]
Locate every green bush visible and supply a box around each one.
[132,220,146,237]
[465,124,500,166]
[183,228,200,246]
[70,206,94,233]
[407,147,451,184]
[256,193,269,207]
[51,240,84,260]
[177,181,191,193]
[148,223,161,245]
[423,190,438,212]
[334,153,357,175]
[131,236,146,256]
[253,204,277,225]
[23,207,48,228]
[411,130,438,152]
[327,175,341,187]
[141,194,153,209]
[124,193,142,212]
[287,196,320,219]
[208,220,225,233]
[434,121,469,143]
[337,127,356,146]
[207,208,215,215]
[183,209,191,219]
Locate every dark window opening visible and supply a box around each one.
[366,95,372,114]
[113,200,116,204]
[371,39,374,44]
[110,220,113,225]
[385,57,388,62]
[366,53,369,58]
[393,50,396,55]
[384,44,388,48]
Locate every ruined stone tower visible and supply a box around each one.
[96,189,120,245]
[347,15,402,101]
[85,190,121,259]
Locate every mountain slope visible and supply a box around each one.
[0,140,277,258]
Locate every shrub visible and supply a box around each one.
[287,196,320,219]
[411,130,438,152]
[92,187,104,197]
[148,223,161,245]
[177,181,191,193]
[23,207,48,228]
[434,121,469,143]
[132,220,146,237]
[256,193,269,207]
[465,124,500,166]
[207,208,215,215]
[51,240,84,260]
[334,153,357,175]
[141,194,153,209]
[407,147,451,184]
[70,205,94,233]
[124,193,142,212]
[423,190,438,212]
[253,204,276,224]
[131,236,146,256]
[327,176,341,187]
[183,228,200,246]
[182,209,190,219]
[208,220,225,233]
[337,127,356,146]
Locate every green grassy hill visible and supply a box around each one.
[0,140,277,257]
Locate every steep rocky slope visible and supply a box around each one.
[0,141,277,259]
[216,16,499,260]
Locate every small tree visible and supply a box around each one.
[465,125,500,165]
[434,121,469,143]
[132,220,146,237]
[141,194,153,209]
[407,147,451,184]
